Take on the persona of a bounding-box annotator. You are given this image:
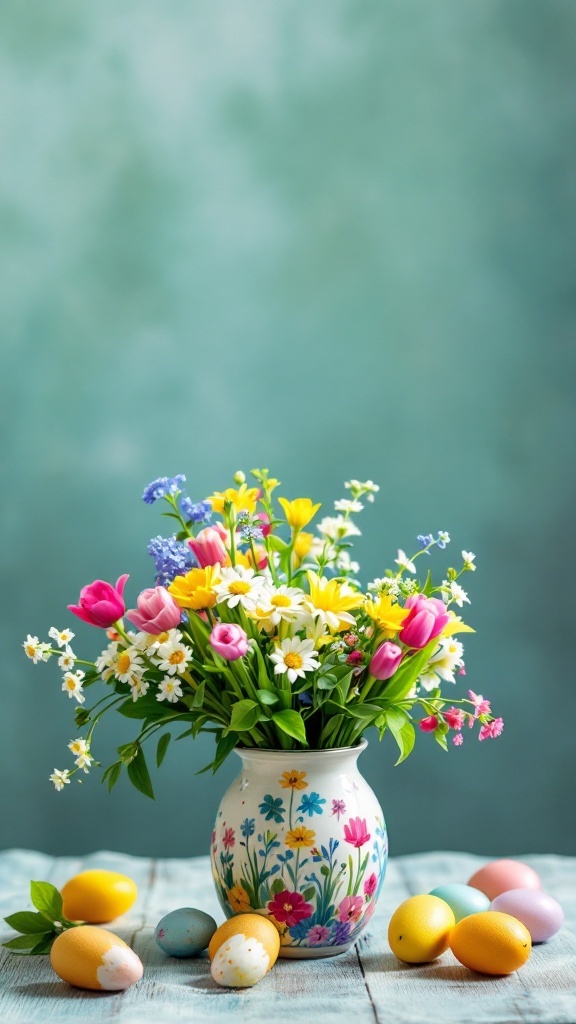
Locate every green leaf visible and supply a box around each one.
[319,715,343,744]
[30,881,62,921]
[385,709,416,765]
[28,933,57,955]
[3,933,47,951]
[127,746,155,800]
[118,697,168,721]
[104,762,122,793]
[156,733,171,768]
[267,534,289,552]
[192,681,205,709]
[256,689,280,707]
[302,886,316,902]
[270,877,285,895]
[4,911,52,934]
[320,865,329,877]
[272,709,307,745]
[229,700,260,733]
[316,674,339,691]
[345,702,385,720]
[434,730,449,751]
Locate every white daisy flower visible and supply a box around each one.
[156,637,192,676]
[419,638,465,690]
[157,677,184,703]
[462,550,476,570]
[334,498,364,513]
[62,672,86,703]
[250,584,306,629]
[113,647,144,684]
[68,737,90,758]
[23,635,51,663]
[448,581,470,608]
[58,648,76,671]
[129,676,150,701]
[48,627,75,648]
[96,641,120,681]
[75,751,93,773]
[214,566,267,610]
[50,769,71,792]
[317,516,361,541]
[395,549,417,574]
[131,629,177,652]
[269,637,320,685]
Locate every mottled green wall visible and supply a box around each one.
[1,0,575,858]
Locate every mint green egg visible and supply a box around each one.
[429,883,490,922]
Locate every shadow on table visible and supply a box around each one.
[360,953,501,983]
[12,982,118,999]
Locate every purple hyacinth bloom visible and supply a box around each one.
[180,497,212,524]
[147,535,195,586]
[142,475,186,504]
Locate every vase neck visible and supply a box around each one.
[234,742,367,772]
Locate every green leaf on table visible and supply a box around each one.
[3,933,48,951]
[28,933,57,956]
[127,746,155,800]
[156,733,171,768]
[229,699,260,733]
[272,709,307,745]
[30,881,62,921]
[4,911,52,934]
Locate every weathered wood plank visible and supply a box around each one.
[0,851,575,1024]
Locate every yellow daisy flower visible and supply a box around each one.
[441,612,476,637]
[278,497,321,531]
[285,826,316,849]
[227,884,252,913]
[279,769,308,791]
[168,565,221,610]
[364,593,410,638]
[306,571,363,632]
[209,485,260,516]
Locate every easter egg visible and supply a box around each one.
[50,926,143,990]
[450,911,531,975]
[429,884,490,922]
[155,907,217,957]
[388,895,455,963]
[491,889,564,943]
[61,870,138,923]
[209,914,280,988]
[467,860,541,901]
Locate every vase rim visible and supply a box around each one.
[234,739,368,760]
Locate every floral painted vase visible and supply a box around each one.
[210,741,387,958]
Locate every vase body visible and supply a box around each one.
[210,741,387,958]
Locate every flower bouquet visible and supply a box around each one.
[24,468,503,955]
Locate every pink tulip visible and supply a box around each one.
[369,641,403,680]
[188,525,228,568]
[210,622,249,661]
[68,575,129,628]
[126,586,182,634]
[399,594,450,649]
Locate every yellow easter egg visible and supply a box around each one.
[208,914,280,987]
[61,870,137,923]
[449,911,532,975]
[388,894,455,963]
[50,926,143,990]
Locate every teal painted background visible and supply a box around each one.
[1,0,575,858]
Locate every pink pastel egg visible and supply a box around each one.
[467,859,541,901]
[491,889,564,943]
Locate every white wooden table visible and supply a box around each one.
[1,850,575,1024]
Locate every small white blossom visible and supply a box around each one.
[395,549,416,574]
[269,637,320,685]
[50,769,71,792]
[447,581,470,608]
[68,737,90,758]
[419,638,465,690]
[75,752,93,773]
[157,677,184,703]
[62,672,86,703]
[58,648,76,671]
[335,550,360,575]
[129,676,150,701]
[113,647,144,684]
[96,641,120,681]
[344,479,379,501]
[48,627,75,648]
[334,498,364,513]
[462,550,476,570]
[156,637,192,676]
[317,516,361,541]
[437,531,451,547]
[23,635,51,663]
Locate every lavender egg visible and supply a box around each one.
[155,908,217,957]
[491,889,564,943]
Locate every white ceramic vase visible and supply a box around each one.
[210,741,387,958]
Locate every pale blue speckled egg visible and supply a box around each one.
[429,883,490,922]
[155,908,217,957]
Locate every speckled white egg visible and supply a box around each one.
[154,908,217,957]
[210,932,270,988]
[429,884,491,922]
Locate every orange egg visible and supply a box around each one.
[450,911,531,975]
[209,914,280,965]
[61,870,137,923]
[50,926,143,990]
